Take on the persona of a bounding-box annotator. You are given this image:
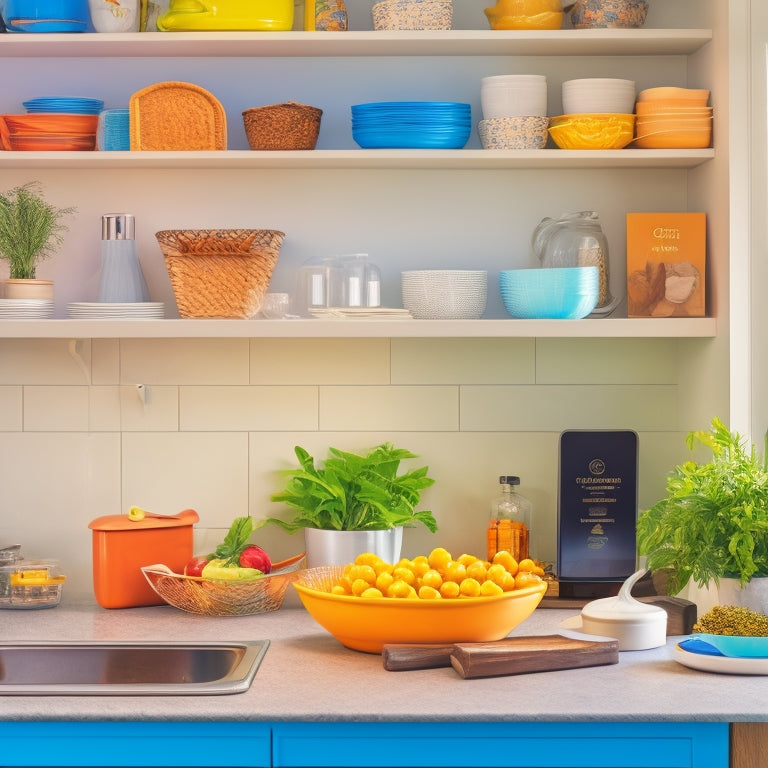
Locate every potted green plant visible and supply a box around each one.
[636,416,768,612]
[264,443,437,567]
[0,182,75,300]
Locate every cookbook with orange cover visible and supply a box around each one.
[626,212,706,317]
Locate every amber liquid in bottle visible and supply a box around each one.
[487,475,532,563]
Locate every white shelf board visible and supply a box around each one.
[0,29,713,59]
[0,149,715,170]
[0,317,717,339]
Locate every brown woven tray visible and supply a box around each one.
[130,81,227,151]
[141,553,306,616]
[155,228,285,318]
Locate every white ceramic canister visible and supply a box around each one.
[97,214,150,303]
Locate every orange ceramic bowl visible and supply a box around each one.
[293,565,547,653]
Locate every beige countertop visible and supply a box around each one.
[0,594,765,723]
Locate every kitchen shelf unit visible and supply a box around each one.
[0,316,718,339]
[0,29,713,59]
[0,25,718,341]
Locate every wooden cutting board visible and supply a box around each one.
[382,635,619,678]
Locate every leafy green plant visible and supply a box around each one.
[637,416,768,594]
[264,443,437,533]
[0,182,75,280]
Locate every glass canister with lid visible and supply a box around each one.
[532,211,619,315]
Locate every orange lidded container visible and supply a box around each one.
[88,509,199,608]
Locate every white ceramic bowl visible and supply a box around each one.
[478,116,549,150]
[562,78,635,115]
[401,270,487,319]
[481,74,547,118]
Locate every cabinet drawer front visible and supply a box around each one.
[272,721,728,768]
[0,721,271,767]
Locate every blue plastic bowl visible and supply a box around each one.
[499,266,599,319]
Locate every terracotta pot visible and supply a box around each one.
[3,279,54,300]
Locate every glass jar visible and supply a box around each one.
[532,211,618,315]
[487,475,532,563]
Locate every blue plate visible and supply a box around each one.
[692,633,768,658]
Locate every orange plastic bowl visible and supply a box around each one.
[293,565,547,653]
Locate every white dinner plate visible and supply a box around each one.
[673,638,768,675]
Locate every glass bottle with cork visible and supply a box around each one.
[487,475,532,563]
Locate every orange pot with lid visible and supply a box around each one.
[88,509,199,609]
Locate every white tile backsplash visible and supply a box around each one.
[119,338,250,384]
[0,386,22,431]
[249,339,390,384]
[460,384,678,432]
[0,432,120,597]
[121,431,249,525]
[120,384,179,431]
[0,339,92,384]
[180,385,318,431]
[319,385,459,431]
[391,338,535,384]
[0,337,692,599]
[23,386,90,431]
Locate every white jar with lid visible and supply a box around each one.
[97,213,149,303]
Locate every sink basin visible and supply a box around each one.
[0,640,269,695]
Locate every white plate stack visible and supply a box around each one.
[561,78,636,115]
[67,302,165,319]
[480,74,548,119]
[0,299,54,319]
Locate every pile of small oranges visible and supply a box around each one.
[330,547,545,600]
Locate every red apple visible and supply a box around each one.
[239,545,271,574]
[184,555,209,577]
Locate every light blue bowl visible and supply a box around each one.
[499,266,599,319]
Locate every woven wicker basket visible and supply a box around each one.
[141,553,306,616]
[155,229,285,319]
[242,102,323,151]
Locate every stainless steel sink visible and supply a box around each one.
[0,640,269,695]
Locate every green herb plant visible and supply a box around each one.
[264,443,438,533]
[637,416,768,594]
[0,182,75,280]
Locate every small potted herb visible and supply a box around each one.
[0,182,75,299]
[264,443,437,567]
[637,417,768,609]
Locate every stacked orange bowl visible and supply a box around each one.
[633,87,712,149]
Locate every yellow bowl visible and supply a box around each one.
[293,565,547,653]
[548,113,635,150]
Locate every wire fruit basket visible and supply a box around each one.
[141,553,305,616]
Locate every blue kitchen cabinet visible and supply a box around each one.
[271,721,729,768]
[0,720,727,768]
[0,721,271,767]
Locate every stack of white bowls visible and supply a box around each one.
[478,74,549,150]
[561,78,636,115]
[401,270,487,319]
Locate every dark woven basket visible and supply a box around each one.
[242,102,323,151]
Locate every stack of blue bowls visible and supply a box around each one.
[23,97,104,114]
[351,101,471,149]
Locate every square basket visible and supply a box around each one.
[155,228,285,319]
